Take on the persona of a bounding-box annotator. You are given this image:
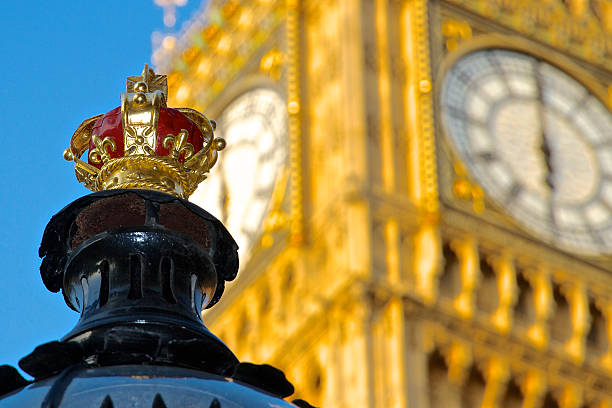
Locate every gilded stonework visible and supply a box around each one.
[445,0,612,72]
[156,0,612,406]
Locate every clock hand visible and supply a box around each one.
[534,63,557,227]
[538,106,554,191]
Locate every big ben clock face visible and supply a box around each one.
[190,88,288,263]
[440,48,612,255]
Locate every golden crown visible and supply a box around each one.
[63,65,225,199]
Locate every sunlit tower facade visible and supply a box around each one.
[157,1,612,406]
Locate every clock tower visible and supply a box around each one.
[156,0,612,406]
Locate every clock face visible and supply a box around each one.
[190,88,288,263]
[440,48,612,255]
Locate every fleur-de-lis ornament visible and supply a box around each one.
[163,129,195,161]
[89,135,117,164]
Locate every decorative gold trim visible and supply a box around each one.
[176,108,216,141]
[121,90,162,156]
[127,64,168,100]
[66,115,103,159]
[69,129,225,199]
[97,155,193,196]
[73,158,99,191]
[402,0,442,305]
[260,48,284,81]
[436,33,611,108]
[451,160,485,213]
[286,0,304,245]
[89,135,116,164]
[443,0,612,73]
[404,0,439,215]
[163,130,195,161]
[441,18,472,52]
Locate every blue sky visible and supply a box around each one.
[0,0,204,375]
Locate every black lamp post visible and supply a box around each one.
[0,67,315,408]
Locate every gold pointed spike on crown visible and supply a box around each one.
[126,64,168,103]
[63,65,225,199]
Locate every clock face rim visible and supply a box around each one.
[189,86,289,266]
[437,36,612,256]
[437,34,610,102]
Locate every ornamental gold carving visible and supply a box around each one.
[63,65,226,199]
[444,0,612,70]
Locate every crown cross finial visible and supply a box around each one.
[63,65,226,199]
[126,63,168,103]
[142,63,151,87]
